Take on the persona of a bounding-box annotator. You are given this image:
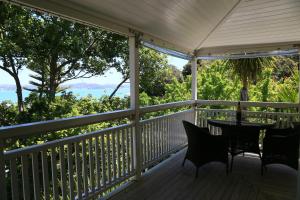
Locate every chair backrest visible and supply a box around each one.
[265,127,295,137]
[182,120,210,149]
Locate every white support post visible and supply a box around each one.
[191,57,198,125]
[129,34,142,180]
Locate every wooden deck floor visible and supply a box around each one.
[110,148,297,200]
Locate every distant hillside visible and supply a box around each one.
[0,83,129,90]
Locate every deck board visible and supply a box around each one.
[110,149,296,200]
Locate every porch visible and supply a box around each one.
[110,149,297,200]
[1,100,299,200]
[1,0,300,199]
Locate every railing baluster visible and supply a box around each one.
[88,138,95,195]
[160,119,164,156]
[147,123,151,164]
[59,145,67,200]
[112,131,117,181]
[167,117,170,153]
[95,137,101,189]
[21,155,30,200]
[159,119,162,156]
[32,152,40,200]
[116,131,121,179]
[41,150,50,200]
[75,142,82,200]
[155,120,158,159]
[130,126,135,173]
[10,157,19,200]
[142,126,146,165]
[150,121,154,161]
[51,148,59,200]
[81,140,88,198]
[100,134,106,188]
[67,144,75,200]
[127,126,131,174]
[121,129,126,177]
[162,118,166,155]
[107,133,111,184]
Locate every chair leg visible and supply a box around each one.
[230,156,234,172]
[195,167,199,178]
[226,160,229,175]
[182,158,186,167]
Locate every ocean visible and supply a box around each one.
[0,87,130,102]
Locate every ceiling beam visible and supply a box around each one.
[196,41,300,57]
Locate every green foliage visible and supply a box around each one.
[25,11,127,100]
[276,69,299,103]
[0,101,18,126]
[198,61,240,101]
[139,47,169,96]
[272,56,297,81]
[225,57,273,85]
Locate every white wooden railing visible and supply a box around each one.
[141,110,193,169]
[0,101,194,200]
[196,100,300,135]
[0,100,299,200]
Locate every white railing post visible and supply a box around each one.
[191,57,198,124]
[129,33,142,179]
[0,140,7,200]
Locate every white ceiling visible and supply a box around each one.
[12,0,300,56]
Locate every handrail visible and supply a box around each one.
[197,100,299,109]
[0,100,298,140]
[4,123,132,158]
[0,109,134,140]
[140,109,193,123]
[140,100,195,114]
[196,108,299,116]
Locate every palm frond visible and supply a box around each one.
[225,57,273,83]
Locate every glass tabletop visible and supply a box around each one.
[207,117,276,128]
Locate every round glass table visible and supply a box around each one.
[207,118,276,170]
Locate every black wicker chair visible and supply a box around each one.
[261,126,300,175]
[221,127,261,171]
[182,120,228,178]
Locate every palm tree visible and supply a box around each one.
[225,57,273,101]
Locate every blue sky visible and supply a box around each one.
[0,56,188,86]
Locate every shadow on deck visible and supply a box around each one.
[110,148,297,200]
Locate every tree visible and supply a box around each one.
[276,68,299,103]
[0,2,31,112]
[182,60,203,78]
[272,56,298,81]
[25,11,127,101]
[109,47,172,99]
[225,57,273,101]
[198,60,240,101]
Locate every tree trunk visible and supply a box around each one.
[13,75,24,112]
[48,55,59,101]
[1,56,24,112]
[240,78,249,101]
[109,77,129,100]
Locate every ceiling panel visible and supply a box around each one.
[12,0,300,55]
[201,0,300,54]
